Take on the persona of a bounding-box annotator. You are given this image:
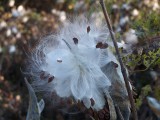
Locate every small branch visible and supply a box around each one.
[99,0,138,120]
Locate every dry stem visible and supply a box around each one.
[99,0,138,120]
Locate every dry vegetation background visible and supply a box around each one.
[0,0,160,120]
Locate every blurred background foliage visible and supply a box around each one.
[0,0,160,120]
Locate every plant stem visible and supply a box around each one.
[99,0,138,120]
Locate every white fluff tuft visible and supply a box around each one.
[26,16,118,111]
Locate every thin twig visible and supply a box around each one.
[99,0,138,120]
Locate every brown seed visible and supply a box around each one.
[114,62,118,68]
[101,43,108,49]
[48,76,54,83]
[90,98,95,106]
[57,59,62,63]
[96,42,103,48]
[96,42,108,49]
[87,26,90,33]
[111,61,118,68]
[73,37,78,44]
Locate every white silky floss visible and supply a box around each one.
[29,17,120,111]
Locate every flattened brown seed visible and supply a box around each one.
[90,98,95,106]
[57,59,62,63]
[110,61,118,68]
[101,43,108,49]
[96,42,103,48]
[73,37,78,44]
[96,42,108,49]
[87,26,90,33]
[114,62,118,68]
[48,76,54,83]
